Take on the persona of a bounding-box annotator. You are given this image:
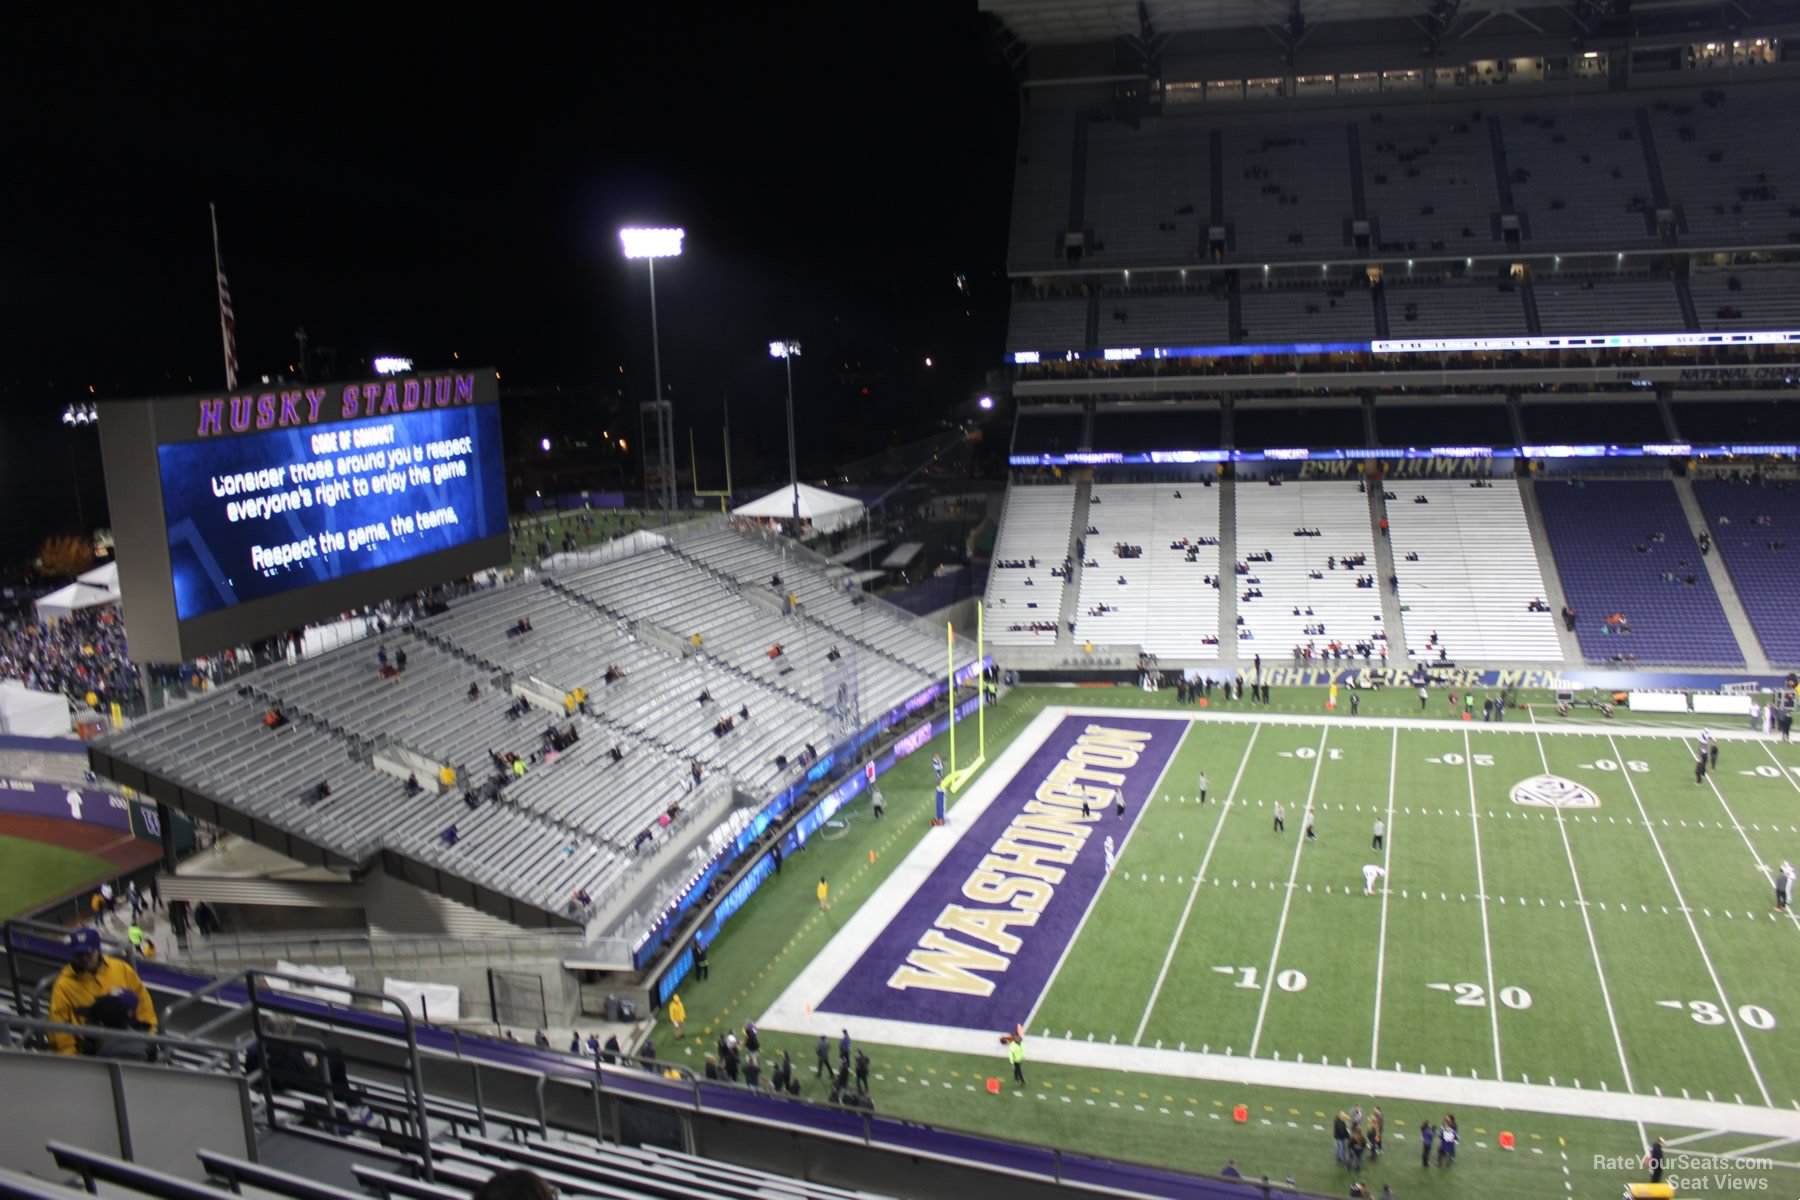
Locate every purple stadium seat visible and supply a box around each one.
[1534,480,1742,666]
[1693,480,1800,665]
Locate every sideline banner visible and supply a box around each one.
[0,778,159,839]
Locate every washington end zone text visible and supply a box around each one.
[887,724,1152,997]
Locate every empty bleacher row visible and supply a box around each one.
[1362,113,1502,253]
[1235,481,1387,657]
[1239,280,1375,342]
[1073,484,1221,658]
[987,486,1077,645]
[99,683,629,918]
[1385,275,1528,338]
[1010,82,1800,277]
[1504,108,1659,249]
[1534,274,1687,334]
[1224,121,1353,260]
[1691,265,1800,330]
[1387,479,1564,661]
[97,526,958,928]
[1084,116,1211,268]
[675,527,948,679]
[1533,479,1743,665]
[1692,479,1800,664]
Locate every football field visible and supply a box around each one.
[766,704,1800,1165]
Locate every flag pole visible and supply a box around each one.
[210,203,238,390]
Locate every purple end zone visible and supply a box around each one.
[822,714,1180,1030]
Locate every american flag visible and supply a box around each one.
[210,203,238,389]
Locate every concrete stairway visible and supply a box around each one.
[1056,481,1093,646]
[1218,479,1239,663]
[1366,482,1409,667]
[1515,478,1588,665]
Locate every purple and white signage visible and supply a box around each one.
[820,715,1178,1031]
[0,778,137,832]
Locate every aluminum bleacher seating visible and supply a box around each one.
[1238,281,1374,343]
[1504,107,1658,250]
[1234,481,1387,658]
[1691,479,1800,663]
[1533,479,1743,665]
[1691,265,1800,331]
[1098,290,1230,349]
[1005,296,1088,354]
[1222,121,1353,261]
[1534,274,1687,334]
[987,485,1077,646]
[1387,479,1563,662]
[1073,483,1221,658]
[1647,85,1800,249]
[1008,108,1076,273]
[1084,116,1211,269]
[1385,276,1528,338]
[1362,113,1501,253]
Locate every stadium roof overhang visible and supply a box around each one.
[981,0,1782,71]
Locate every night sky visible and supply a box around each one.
[0,7,1017,569]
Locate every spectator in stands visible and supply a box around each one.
[263,706,288,730]
[467,681,480,701]
[610,744,624,762]
[473,1169,556,1200]
[394,647,406,672]
[768,643,784,659]
[604,663,623,682]
[404,773,421,795]
[247,1011,371,1123]
[49,927,157,1056]
[377,645,389,668]
[697,688,713,705]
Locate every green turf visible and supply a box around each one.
[648,685,1798,1196]
[0,835,116,919]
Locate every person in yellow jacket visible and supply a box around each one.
[668,993,686,1040]
[816,876,829,913]
[1007,1034,1026,1087]
[48,927,157,1055]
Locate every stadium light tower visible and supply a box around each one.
[620,226,684,518]
[769,339,801,525]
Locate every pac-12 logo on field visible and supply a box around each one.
[1510,774,1600,809]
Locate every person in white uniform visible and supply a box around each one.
[1103,835,1117,874]
[1362,863,1387,896]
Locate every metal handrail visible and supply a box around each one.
[244,969,435,1183]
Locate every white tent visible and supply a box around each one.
[77,562,120,595]
[34,582,119,623]
[0,681,72,736]
[733,483,864,534]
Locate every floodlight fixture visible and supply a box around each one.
[769,340,801,359]
[619,227,685,260]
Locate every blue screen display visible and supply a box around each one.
[158,405,507,620]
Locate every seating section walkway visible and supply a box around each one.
[1386,479,1563,662]
[1072,483,1222,658]
[1234,481,1387,659]
[1533,479,1743,666]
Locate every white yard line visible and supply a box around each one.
[1369,726,1399,1069]
[1701,755,1800,934]
[1606,732,1774,1108]
[1462,727,1504,1081]
[1132,725,1263,1046]
[1023,717,1191,1037]
[1247,726,1329,1059]
[1528,708,1646,1154]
